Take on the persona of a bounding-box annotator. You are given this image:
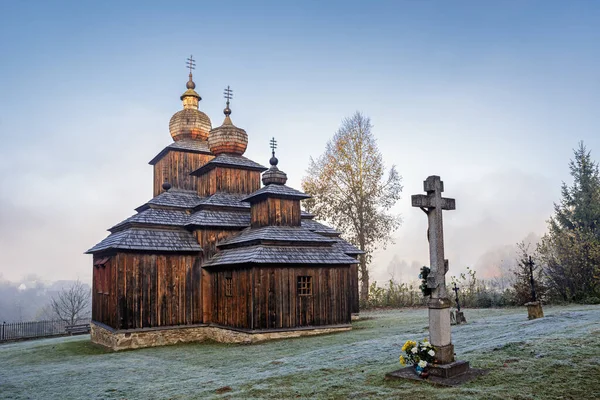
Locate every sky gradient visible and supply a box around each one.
[1,1,600,284]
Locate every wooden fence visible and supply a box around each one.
[0,319,91,343]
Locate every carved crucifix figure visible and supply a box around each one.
[412,175,456,364]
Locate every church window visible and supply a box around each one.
[225,277,233,297]
[297,276,312,296]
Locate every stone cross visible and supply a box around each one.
[526,256,537,302]
[452,282,461,312]
[412,176,455,298]
[412,175,456,364]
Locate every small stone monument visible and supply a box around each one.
[451,282,467,325]
[386,176,486,386]
[524,256,544,320]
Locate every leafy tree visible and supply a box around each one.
[50,280,91,325]
[539,142,600,301]
[302,112,403,302]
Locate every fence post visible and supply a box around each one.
[1,321,5,341]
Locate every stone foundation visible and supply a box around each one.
[91,322,351,351]
[525,301,544,320]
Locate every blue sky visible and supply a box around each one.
[1,1,599,283]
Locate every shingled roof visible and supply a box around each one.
[86,228,202,254]
[148,139,212,165]
[135,189,203,212]
[195,192,250,210]
[191,154,267,176]
[331,237,363,255]
[301,211,315,219]
[301,219,341,237]
[203,245,357,267]
[242,184,311,203]
[186,210,250,228]
[110,209,190,232]
[218,226,335,249]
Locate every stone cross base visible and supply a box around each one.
[434,344,455,364]
[429,360,470,378]
[525,301,544,320]
[428,297,454,364]
[451,310,467,325]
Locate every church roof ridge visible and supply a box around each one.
[202,244,357,268]
[149,139,212,165]
[186,209,250,228]
[217,225,336,249]
[242,184,311,203]
[191,154,268,176]
[86,227,202,254]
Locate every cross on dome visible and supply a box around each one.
[223,86,233,116]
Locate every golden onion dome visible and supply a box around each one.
[207,88,248,155]
[169,72,212,141]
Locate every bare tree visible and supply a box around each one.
[50,280,91,325]
[302,112,403,302]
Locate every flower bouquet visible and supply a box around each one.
[399,339,436,378]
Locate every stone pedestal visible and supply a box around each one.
[525,301,544,320]
[428,297,454,364]
[453,310,467,325]
[429,360,470,378]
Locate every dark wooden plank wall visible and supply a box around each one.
[210,265,351,331]
[211,269,253,329]
[92,256,117,328]
[153,151,214,196]
[195,229,240,260]
[251,198,301,228]
[350,263,360,314]
[195,229,241,324]
[100,253,204,330]
[252,266,351,330]
[197,167,261,197]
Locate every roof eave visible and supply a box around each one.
[148,146,213,166]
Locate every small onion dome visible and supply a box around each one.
[169,74,212,141]
[208,115,248,156]
[262,155,288,185]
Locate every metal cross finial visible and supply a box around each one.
[186,55,196,75]
[270,137,277,157]
[223,86,233,106]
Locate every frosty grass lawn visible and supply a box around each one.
[0,305,599,400]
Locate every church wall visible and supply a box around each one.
[350,263,360,314]
[250,198,301,228]
[211,268,254,329]
[194,228,243,323]
[153,151,214,196]
[108,252,203,330]
[196,167,261,197]
[194,229,241,260]
[251,265,352,330]
[92,255,118,328]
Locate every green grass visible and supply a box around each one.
[0,305,599,399]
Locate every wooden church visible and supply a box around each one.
[86,60,361,350]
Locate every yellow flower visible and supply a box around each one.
[401,340,416,352]
[399,355,406,366]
